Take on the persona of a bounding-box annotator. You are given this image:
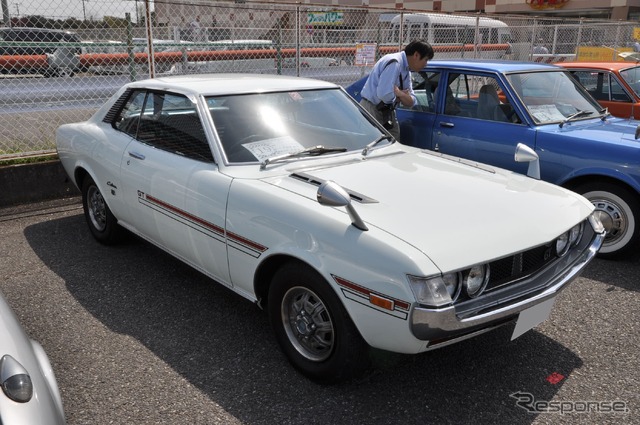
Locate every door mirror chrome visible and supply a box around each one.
[317,181,368,231]
[514,143,540,180]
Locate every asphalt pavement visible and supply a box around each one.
[0,197,638,425]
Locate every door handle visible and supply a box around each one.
[439,122,455,128]
[128,151,145,160]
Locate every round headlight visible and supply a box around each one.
[442,272,461,302]
[463,265,489,298]
[569,222,584,246]
[555,231,570,256]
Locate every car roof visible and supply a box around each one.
[425,59,561,73]
[127,73,339,96]
[558,61,640,71]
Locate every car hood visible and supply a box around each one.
[267,147,594,272]
[552,117,640,143]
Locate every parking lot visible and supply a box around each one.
[0,197,638,425]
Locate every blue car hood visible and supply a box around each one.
[346,75,368,102]
[541,117,640,144]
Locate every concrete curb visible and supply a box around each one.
[0,160,80,207]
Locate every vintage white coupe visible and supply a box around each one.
[56,74,604,383]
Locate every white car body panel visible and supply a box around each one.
[0,292,66,424]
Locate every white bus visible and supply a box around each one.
[388,13,511,46]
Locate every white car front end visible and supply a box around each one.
[226,145,603,354]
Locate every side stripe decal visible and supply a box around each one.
[139,192,267,257]
[332,274,411,320]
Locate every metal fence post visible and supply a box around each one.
[474,14,480,59]
[126,13,137,82]
[530,17,538,61]
[295,5,300,76]
[144,0,155,78]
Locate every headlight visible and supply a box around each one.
[408,272,460,307]
[0,355,33,403]
[555,231,570,257]
[463,265,489,298]
[569,222,584,246]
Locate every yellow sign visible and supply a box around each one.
[576,46,633,62]
[634,27,640,41]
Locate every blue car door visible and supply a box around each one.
[401,70,536,176]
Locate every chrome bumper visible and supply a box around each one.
[410,230,604,344]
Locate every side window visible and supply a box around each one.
[610,76,631,102]
[114,90,146,136]
[113,91,213,162]
[136,92,213,162]
[445,73,521,123]
[573,70,606,100]
[403,70,439,112]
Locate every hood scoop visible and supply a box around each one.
[290,172,379,204]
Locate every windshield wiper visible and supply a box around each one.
[362,135,394,157]
[559,110,594,128]
[260,145,347,170]
[599,107,611,121]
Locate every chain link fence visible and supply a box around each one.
[1,1,639,158]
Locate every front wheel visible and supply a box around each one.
[574,182,640,259]
[81,176,123,245]
[268,262,370,383]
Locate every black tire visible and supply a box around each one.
[268,262,370,384]
[81,176,123,245]
[574,182,640,259]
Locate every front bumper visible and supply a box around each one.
[410,227,604,349]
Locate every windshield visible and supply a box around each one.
[620,65,640,95]
[506,71,603,125]
[206,88,383,163]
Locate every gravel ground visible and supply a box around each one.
[0,197,638,425]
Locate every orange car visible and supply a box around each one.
[558,61,640,119]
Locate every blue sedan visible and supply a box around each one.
[347,59,640,259]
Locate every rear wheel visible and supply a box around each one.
[81,176,123,244]
[268,262,370,383]
[574,182,640,259]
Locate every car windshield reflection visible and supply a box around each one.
[206,89,382,163]
[506,71,602,125]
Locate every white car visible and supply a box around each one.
[56,74,604,383]
[0,291,66,424]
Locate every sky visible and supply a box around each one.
[3,0,144,21]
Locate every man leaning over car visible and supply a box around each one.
[359,40,434,141]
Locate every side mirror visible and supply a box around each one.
[514,143,540,180]
[317,181,368,231]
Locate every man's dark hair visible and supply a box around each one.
[405,40,434,60]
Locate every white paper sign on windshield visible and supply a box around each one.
[529,104,566,123]
[241,136,304,162]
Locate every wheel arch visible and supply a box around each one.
[73,166,90,191]
[562,173,640,201]
[253,254,320,310]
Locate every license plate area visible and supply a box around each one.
[511,297,555,340]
